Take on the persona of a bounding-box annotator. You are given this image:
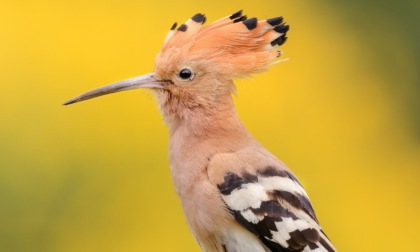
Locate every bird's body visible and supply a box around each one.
[65,10,336,252]
[166,96,334,252]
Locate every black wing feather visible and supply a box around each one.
[218,166,336,252]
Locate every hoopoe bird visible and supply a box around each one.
[64,10,336,252]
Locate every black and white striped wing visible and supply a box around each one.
[217,166,336,252]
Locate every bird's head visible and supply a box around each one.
[64,10,289,121]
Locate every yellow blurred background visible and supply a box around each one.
[1,0,419,251]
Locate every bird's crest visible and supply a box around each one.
[158,10,289,79]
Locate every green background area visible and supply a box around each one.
[0,1,418,251]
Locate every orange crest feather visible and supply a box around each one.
[159,10,289,79]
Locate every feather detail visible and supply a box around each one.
[159,11,290,79]
[216,166,336,252]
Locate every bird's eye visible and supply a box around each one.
[178,68,194,81]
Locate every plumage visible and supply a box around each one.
[64,10,336,252]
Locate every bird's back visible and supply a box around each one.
[206,144,336,252]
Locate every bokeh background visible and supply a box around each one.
[1,0,419,251]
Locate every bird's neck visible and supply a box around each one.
[164,93,248,140]
[157,87,256,171]
[161,90,256,198]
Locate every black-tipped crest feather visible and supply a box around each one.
[177,24,187,32]
[234,15,247,23]
[192,13,206,24]
[243,17,258,30]
[274,24,290,34]
[230,10,243,20]
[267,16,283,26]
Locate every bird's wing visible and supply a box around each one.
[208,150,336,252]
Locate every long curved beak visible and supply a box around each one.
[63,73,163,105]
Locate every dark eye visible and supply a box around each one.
[178,68,193,80]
